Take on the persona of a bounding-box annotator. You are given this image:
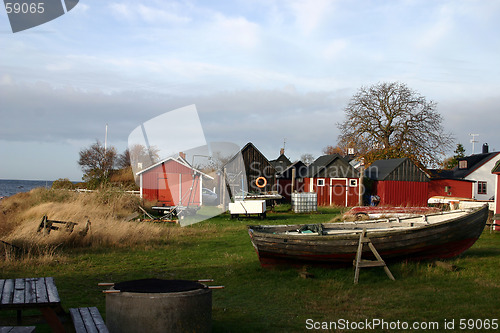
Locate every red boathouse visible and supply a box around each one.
[137,156,212,207]
[365,158,430,206]
[303,154,360,207]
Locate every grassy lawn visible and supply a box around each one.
[1,205,499,332]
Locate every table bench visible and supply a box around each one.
[70,307,108,333]
[0,327,36,333]
[0,277,65,333]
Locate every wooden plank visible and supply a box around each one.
[12,279,25,305]
[70,308,87,333]
[1,279,14,304]
[0,327,36,333]
[357,260,386,268]
[35,278,48,304]
[0,280,6,303]
[44,277,60,304]
[89,307,109,333]
[24,279,36,304]
[80,307,99,333]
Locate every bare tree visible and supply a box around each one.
[129,144,160,171]
[337,82,454,166]
[117,148,131,169]
[300,153,315,165]
[78,140,117,184]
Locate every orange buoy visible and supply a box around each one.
[255,177,267,188]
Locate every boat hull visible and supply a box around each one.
[248,206,489,267]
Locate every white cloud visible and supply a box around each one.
[72,3,89,14]
[288,0,336,35]
[323,39,347,59]
[108,2,190,24]
[210,13,261,49]
[137,4,191,24]
[417,5,454,49]
[46,62,73,71]
[109,3,134,21]
[0,74,14,86]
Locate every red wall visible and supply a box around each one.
[276,179,306,200]
[304,178,360,207]
[375,180,428,206]
[496,175,500,215]
[495,174,500,231]
[428,179,473,199]
[141,160,201,206]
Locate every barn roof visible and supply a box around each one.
[270,154,292,174]
[428,169,476,182]
[225,142,271,166]
[136,155,213,179]
[306,154,359,178]
[277,160,309,179]
[365,158,429,182]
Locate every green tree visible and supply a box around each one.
[337,82,454,167]
[441,143,466,169]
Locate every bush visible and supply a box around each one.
[51,178,76,190]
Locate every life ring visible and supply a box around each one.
[255,177,267,188]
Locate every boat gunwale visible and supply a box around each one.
[248,205,488,240]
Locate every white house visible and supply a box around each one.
[454,144,500,201]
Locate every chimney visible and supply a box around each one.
[280,148,285,155]
[179,152,186,160]
[482,143,489,154]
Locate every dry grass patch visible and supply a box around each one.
[0,188,175,254]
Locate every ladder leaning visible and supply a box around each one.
[353,228,395,284]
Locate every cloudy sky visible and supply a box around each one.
[1,0,500,181]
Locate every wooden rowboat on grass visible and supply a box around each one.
[248,205,489,267]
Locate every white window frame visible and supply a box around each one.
[317,178,325,187]
[349,179,358,187]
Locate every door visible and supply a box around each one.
[330,178,347,206]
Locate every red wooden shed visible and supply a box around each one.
[137,156,212,207]
[303,154,360,207]
[427,169,474,199]
[365,158,430,206]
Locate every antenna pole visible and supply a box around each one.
[470,133,479,154]
[105,124,108,153]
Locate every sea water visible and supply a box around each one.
[0,179,53,198]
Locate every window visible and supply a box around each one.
[349,179,358,187]
[317,179,325,186]
[477,181,487,195]
[458,160,467,169]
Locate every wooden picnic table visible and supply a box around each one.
[0,277,66,333]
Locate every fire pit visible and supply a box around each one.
[104,278,213,333]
